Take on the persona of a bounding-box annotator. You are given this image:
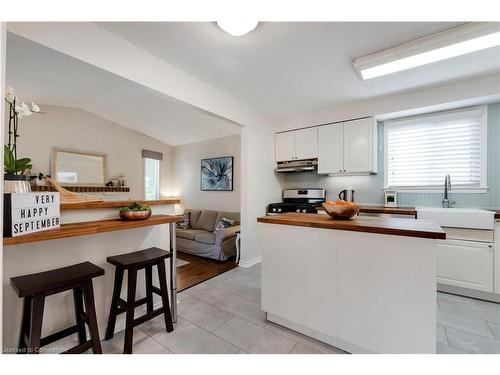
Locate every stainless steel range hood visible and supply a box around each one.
[275,159,318,173]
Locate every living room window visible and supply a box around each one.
[384,106,488,192]
[142,149,162,200]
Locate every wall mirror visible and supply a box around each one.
[51,148,106,185]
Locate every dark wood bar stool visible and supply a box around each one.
[105,247,173,354]
[10,262,105,354]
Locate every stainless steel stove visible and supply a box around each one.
[267,188,325,215]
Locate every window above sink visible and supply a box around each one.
[384,105,488,193]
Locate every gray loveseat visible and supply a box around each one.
[176,209,240,261]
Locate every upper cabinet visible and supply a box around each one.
[318,117,377,175]
[318,122,344,173]
[275,131,296,162]
[275,127,318,162]
[275,117,377,175]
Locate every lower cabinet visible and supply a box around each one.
[260,223,437,353]
[437,239,494,293]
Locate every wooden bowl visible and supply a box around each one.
[119,210,152,220]
[322,203,360,220]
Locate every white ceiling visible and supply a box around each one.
[5,33,241,146]
[98,22,500,121]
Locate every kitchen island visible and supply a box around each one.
[257,213,445,354]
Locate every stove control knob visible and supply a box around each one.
[278,208,282,212]
[272,208,277,212]
[296,209,300,213]
[302,209,307,213]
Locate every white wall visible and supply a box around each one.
[172,134,241,213]
[4,105,174,200]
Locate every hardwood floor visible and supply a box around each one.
[176,252,237,291]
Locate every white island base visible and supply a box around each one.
[259,220,439,354]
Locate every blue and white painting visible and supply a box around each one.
[201,156,233,191]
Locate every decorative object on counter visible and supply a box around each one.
[46,177,103,204]
[119,201,152,220]
[322,199,360,219]
[384,190,398,208]
[338,187,355,202]
[35,173,50,187]
[3,192,60,237]
[118,173,126,187]
[4,87,43,193]
[201,156,233,191]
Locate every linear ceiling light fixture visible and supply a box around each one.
[353,22,500,80]
[216,20,259,36]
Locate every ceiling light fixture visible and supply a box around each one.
[353,22,500,80]
[216,20,259,37]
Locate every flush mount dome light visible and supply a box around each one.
[216,20,259,36]
[353,22,500,80]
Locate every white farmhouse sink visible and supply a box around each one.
[416,207,494,230]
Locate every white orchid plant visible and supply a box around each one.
[4,86,43,176]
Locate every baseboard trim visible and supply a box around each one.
[238,256,261,268]
[266,313,370,354]
[437,283,500,303]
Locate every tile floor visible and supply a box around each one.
[45,264,500,354]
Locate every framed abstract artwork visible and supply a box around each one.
[201,156,233,191]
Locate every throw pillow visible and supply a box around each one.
[213,217,235,233]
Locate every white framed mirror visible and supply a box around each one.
[51,148,107,186]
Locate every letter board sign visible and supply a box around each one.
[3,192,61,237]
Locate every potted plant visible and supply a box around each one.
[4,87,42,193]
[119,202,152,220]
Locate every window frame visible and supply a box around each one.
[383,105,488,193]
[144,157,161,200]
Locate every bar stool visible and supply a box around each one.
[10,262,105,354]
[105,247,173,354]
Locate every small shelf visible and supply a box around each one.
[32,185,131,193]
[60,199,181,210]
[3,214,183,246]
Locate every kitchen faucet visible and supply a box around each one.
[442,174,456,208]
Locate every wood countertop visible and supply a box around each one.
[60,198,180,210]
[3,214,183,246]
[257,212,445,239]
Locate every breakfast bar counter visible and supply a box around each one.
[2,199,180,352]
[258,212,441,353]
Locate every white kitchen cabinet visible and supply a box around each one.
[275,131,296,162]
[343,118,377,173]
[437,239,494,293]
[318,123,344,174]
[261,223,339,338]
[275,127,317,162]
[295,127,318,160]
[318,117,377,174]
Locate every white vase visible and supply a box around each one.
[3,174,31,194]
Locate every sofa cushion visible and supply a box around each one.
[176,229,206,240]
[215,211,240,226]
[194,210,219,232]
[194,232,216,245]
[184,209,201,228]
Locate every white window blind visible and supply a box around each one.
[385,106,487,189]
